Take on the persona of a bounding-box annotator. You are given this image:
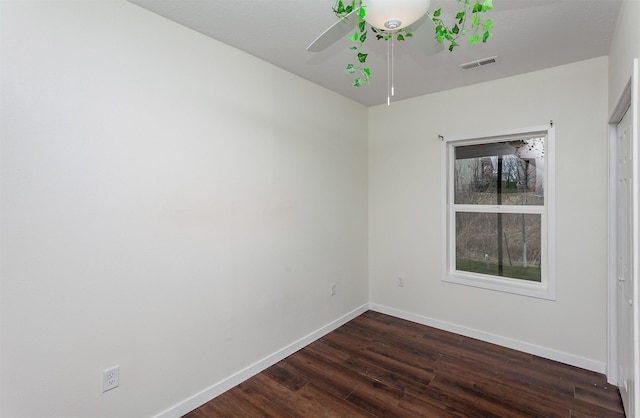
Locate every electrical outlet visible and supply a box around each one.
[397,277,405,287]
[329,282,337,296]
[103,366,119,392]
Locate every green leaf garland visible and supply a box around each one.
[431,0,494,51]
[332,0,494,87]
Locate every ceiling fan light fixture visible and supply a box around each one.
[363,0,431,31]
[384,19,402,29]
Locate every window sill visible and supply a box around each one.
[443,271,556,300]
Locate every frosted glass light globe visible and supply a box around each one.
[362,0,431,30]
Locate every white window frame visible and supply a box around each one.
[441,125,556,300]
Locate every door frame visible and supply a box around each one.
[608,58,639,410]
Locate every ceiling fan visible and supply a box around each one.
[307,0,443,56]
[305,0,494,103]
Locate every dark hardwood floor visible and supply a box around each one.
[184,311,625,417]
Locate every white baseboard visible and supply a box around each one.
[153,303,369,418]
[369,303,606,374]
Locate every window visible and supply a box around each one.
[442,125,556,299]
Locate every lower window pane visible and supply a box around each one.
[455,212,541,282]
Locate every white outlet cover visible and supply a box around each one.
[103,366,120,392]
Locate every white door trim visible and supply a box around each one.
[633,57,640,417]
[608,58,640,412]
[608,70,631,386]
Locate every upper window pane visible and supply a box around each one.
[454,137,545,205]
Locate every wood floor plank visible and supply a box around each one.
[434,351,576,401]
[428,374,544,418]
[445,367,577,416]
[278,350,355,399]
[295,383,375,417]
[306,338,353,363]
[241,373,320,417]
[319,336,439,404]
[567,396,626,418]
[294,347,407,405]
[364,340,440,376]
[434,345,578,399]
[262,363,308,392]
[248,372,370,417]
[395,391,467,418]
[530,355,610,386]
[343,354,434,397]
[342,390,416,418]
[184,311,625,417]
[223,382,293,418]
[198,392,248,417]
[574,381,626,413]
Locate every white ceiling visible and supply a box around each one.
[127,0,622,107]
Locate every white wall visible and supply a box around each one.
[0,1,368,417]
[369,57,609,368]
[608,0,640,113]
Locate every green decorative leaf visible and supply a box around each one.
[350,31,359,42]
[482,0,493,11]
[357,52,368,63]
[405,32,413,37]
[376,34,383,40]
[452,24,459,34]
[336,0,344,13]
[397,33,405,41]
[456,11,465,23]
[472,14,480,27]
[349,46,357,50]
[359,6,366,18]
[469,34,480,45]
[483,19,493,31]
[358,19,366,32]
[345,63,355,73]
[472,0,482,13]
[363,68,371,76]
[482,30,490,42]
[448,43,456,52]
[433,8,441,17]
[353,77,363,87]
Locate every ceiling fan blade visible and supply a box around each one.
[307,8,360,52]
[406,13,444,55]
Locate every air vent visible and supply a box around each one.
[459,56,498,71]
